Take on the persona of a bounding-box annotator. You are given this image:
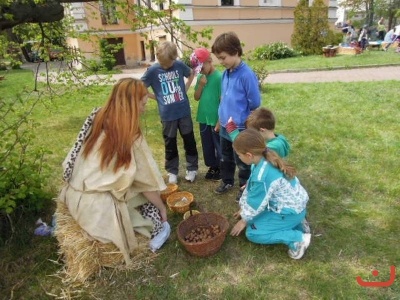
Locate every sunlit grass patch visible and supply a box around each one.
[1,62,399,299]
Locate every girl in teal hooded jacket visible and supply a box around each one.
[230,129,311,259]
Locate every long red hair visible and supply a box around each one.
[82,78,147,172]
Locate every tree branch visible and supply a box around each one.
[0,0,99,31]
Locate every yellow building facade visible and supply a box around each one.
[66,0,337,67]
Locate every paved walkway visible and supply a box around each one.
[117,65,400,83]
[263,65,400,83]
[22,62,400,84]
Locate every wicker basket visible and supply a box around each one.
[183,209,200,220]
[166,191,194,213]
[338,46,361,55]
[160,183,178,202]
[177,212,230,257]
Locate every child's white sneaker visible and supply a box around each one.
[301,218,311,234]
[185,170,197,182]
[288,233,311,259]
[168,173,178,184]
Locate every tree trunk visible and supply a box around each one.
[367,0,374,27]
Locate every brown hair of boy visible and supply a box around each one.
[233,128,296,178]
[211,31,243,56]
[246,107,276,130]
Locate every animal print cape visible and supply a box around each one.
[62,107,101,182]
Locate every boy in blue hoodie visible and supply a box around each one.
[211,32,261,197]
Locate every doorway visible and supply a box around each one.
[149,40,155,61]
[106,38,126,65]
[140,41,146,61]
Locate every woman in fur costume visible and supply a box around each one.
[55,78,170,281]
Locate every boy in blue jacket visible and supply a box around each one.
[211,32,261,197]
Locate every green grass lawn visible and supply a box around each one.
[247,49,400,72]
[0,56,399,299]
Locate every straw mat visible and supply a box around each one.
[54,201,157,283]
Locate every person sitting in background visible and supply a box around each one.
[341,31,352,47]
[384,28,394,43]
[377,17,386,41]
[358,25,369,51]
[341,20,352,34]
[384,25,400,51]
[350,26,359,44]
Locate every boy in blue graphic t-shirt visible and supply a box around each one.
[141,41,198,184]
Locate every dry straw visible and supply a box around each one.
[54,201,157,283]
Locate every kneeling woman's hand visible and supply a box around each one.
[230,219,246,236]
[233,210,241,220]
[159,206,168,223]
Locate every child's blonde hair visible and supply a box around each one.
[156,41,178,62]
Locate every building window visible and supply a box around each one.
[159,1,164,10]
[222,0,234,5]
[100,0,118,25]
[259,0,281,6]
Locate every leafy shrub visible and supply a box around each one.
[325,31,343,46]
[252,65,269,89]
[0,95,52,243]
[10,61,22,69]
[99,39,119,71]
[248,42,298,61]
[180,49,192,68]
[83,58,103,72]
[291,0,339,55]
[1,39,23,70]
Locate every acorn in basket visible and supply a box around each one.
[184,225,221,243]
[177,212,230,257]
